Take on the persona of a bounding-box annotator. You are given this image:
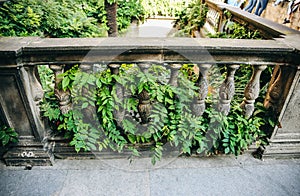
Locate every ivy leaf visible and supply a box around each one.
[87,142,97,151]
[62,76,70,91]
[225,147,230,154]
[122,119,136,134]
[2,135,10,146]
[127,134,136,144]
[96,79,102,88]
[82,102,88,109]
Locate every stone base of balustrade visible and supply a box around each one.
[51,140,96,160]
[3,140,52,167]
[263,137,300,159]
[47,139,181,161]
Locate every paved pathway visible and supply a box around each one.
[0,154,299,196]
[123,19,177,37]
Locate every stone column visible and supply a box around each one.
[0,63,51,166]
[263,65,300,158]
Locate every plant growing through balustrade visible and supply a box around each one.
[38,62,273,164]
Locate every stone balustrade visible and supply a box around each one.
[204,0,300,38]
[0,35,299,165]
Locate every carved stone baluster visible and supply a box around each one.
[80,64,93,74]
[218,64,239,115]
[76,63,103,129]
[241,65,267,118]
[193,64,211,116]
[108,63,125,124]
[49,65,72,114]
[138,63,151,124]
[168,64,182,87]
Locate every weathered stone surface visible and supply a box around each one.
[1,37,299,65]
[264,68,300,158]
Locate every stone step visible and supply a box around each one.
[263,142,300,159]
[3,147,52,166]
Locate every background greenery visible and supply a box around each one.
[0,0,146,37]
[173,0,208,37]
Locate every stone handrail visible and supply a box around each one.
[0,36,300,165]
[204,0,300,38]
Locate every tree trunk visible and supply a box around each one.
[105,1,118,37]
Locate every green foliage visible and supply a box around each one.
[0,0,145,37]
[117,0,145,32]
[207,10,262,39]
[0,125,18,147]
[0,0,107,37]
[141,0,191,18]
[220,106,265,155]
[173,0,208,37]
[39,62,275,164]
[207,21,262,39]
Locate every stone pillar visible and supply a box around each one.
[263,65,300,158]
[0,38,51,166]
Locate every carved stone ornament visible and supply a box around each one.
[169,64,182,87]
[264,65,297,113]
[193,64,212,116]
[49,64,72,114]
[108,63,125,124]
[218,64,239,115]
[241,65,267,118]
[138,63,151,124]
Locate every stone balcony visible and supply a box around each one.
[0,1,300,166]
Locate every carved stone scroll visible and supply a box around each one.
[264,65,297,113]
[49,65,72,114]
[25,66,44,105]
[169,64,182,87]
[241,65,267,118]
[218,64,239,115]
[108,63,125,124]
[137,63,151,124]
[193,64,211,116]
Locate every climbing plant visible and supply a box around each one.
[39,62,271,164]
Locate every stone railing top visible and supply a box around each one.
[0,37,299,66]
[205,0,300,38]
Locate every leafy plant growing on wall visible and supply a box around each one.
[38,62,271,164]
